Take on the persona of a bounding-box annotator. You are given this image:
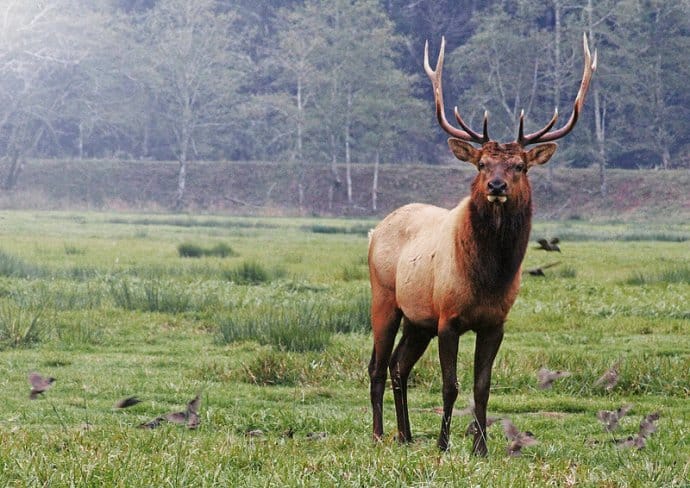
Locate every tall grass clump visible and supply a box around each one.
[0,250,42,278]
[108,278,192,313]
[625,266,690,285]
[217,302,331,352]
[223,261,285,285]
[328,289,371,334]
[0,302,46,348]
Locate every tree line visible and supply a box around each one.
[1,0,688,206]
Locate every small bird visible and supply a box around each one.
[596,403,633,432]
[616,435,646,450]
[536,237,561,252]
[526,261,561,277]
[638,412,660,438]
[502,419,538,457]
[138,417,163,429]
[115,396,142,409]
[306,431,328,441]
[139,394,201,429]
[246,429,264,438]
[28,372,56,400]
[594,362,621,391]
[537,367,571,389]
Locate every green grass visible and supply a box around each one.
[0,210,687,486]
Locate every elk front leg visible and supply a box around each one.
[389,320,434,443]
[437,320,461,451]
[472,325,504,456]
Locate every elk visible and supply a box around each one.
[367,34,596,454]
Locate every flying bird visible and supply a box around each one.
[115,396,142,409]
[535,237,561,252]
[537,367,571,389]
[526,261,561,277]
[638,412,660,438]
[596,403,633,432]
[502,419,538,457]
[615,411,660,450]
[594,362,621,391]
[465,416,501,436]
[28,372,56,400]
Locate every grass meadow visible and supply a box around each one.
[0,210,687,487]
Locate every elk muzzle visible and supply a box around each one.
[486,178,508,203]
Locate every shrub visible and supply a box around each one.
[178,242,238,258]
[178,243,205,258]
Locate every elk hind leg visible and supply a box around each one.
[389,319,434,443]
[368,289,401,441]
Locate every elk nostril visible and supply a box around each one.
[488,179,507,193]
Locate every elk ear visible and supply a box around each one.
[525,143,558,167]
[448,138,481,166]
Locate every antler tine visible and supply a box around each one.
[518,33,597,146]
[453,107,489,143]
[517,108,558,145]
[424,37,488,144]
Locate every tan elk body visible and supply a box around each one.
[368,35,596,454]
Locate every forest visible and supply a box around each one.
[1,0,689,205]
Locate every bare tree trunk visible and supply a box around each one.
[594,88,607,196]
[175,127,189,210]
[345,89,353,205]
[547,0,563,190]
[296,77,304,162]
[372,150,380,212]
[328,134,339,211]
[175,158,187,210]
[78,122,84,160]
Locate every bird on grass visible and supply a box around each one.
[139,394,201,430]
[594,362,621,391]
[597,403,633,432]
[535,237,561,252]
[115,396,142,409]
[28,372,56,400]
[537,367,571,389]
[502,419,538,457]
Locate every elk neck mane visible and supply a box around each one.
[456,187,532,297]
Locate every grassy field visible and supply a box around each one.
[0,210,687,487]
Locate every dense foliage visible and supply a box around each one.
[0,0,688,191]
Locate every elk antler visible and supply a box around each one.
[424,37,490,144]
[517,33,598,146]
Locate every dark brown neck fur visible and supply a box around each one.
[460,188,532,297]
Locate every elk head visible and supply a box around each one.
[424,34,597,207]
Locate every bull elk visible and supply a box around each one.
[367,34,596,454]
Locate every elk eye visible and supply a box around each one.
[515,164,525,172]
[478,162,485,171]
